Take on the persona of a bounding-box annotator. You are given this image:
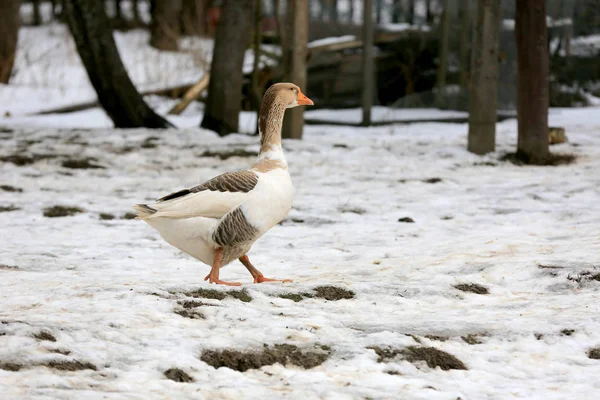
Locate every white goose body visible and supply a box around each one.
[134,83,313,285]
[141,150,293,267]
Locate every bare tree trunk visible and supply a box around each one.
[516,0,549,163]
[251,0,263,115]
[115,0,122,20]
[348,0,354,23]
[467,0,502,155]
[181,0,207,36]
[32,0,42,25]
[392,0,402,23]
[459,0,473,88]
[151,0,182,51]
[64,0,172,128]
[331,0,338,22]
[407,0,415,24]
[201,0,254,135]
[0,0,20,84]
[132,0,141,23]
[376,0,383,24]
[426,0,433,23]
[362,0,374,126]
[436,0,449,108]
[282,0,308,139]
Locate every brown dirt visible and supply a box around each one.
[42,360,97,371]
[184,288,252,303]
[313,286,355,300]
[0,185,22,192]
[279,293,313,302]
[537,264,564,269]
[461,334,482,345]
[48,348,71,355]
[424,335,448,342]
[200,344,329,372]
[99,213,115,220]
[121,212,137,220]
[278,286,354,302]
[174,309,205,319]
[177,300,212,309]
[423,178,443,184]
[0,206,19,212]
[560,329,575,336]
[200,149,256,160]
[61,158,105,169]
[454,283,489,295]
[0,362,23,371]
[370,346,467,371]
[43,206,84,218]
[0,264,19,270]
[588,348,600,360]
[500,152,576,166]
[33,330,57,342]
[398,217,415,223]
[0,153,59,166]
[164,368,194,382]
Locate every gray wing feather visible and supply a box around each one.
[158,170,258,202]
[212,207,258,247]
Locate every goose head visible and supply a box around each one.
[264,82,314,109]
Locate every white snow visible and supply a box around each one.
[380,23,431,32]
[308,35,357,48]
[1,103,600,399]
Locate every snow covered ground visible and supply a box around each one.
[1,104,599,399]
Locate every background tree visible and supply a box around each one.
[0,0,21,84]
[181,0,208,36]
[515,0,550,163]
[150,0,183,51]
[201,0,254,136]
[435,0,450,108]
[467,0,502,155]
[282,0,309,139]
[32,0,42,25]
[64,0,171,128]
[459,0,473,89]
[362,0,374,126]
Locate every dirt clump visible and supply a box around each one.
[43,205,84,217]
[33,330,57,342]
[461,334,482,345]
[201,344,329,372]
[183,288,252,302]
[0,185,22,192]
[99,213,115,220]
[370,346,467,370]
[588,348,600,360]
[313,286,355,300]
[61,158,105,169]
[454,283,489,295]
[0,205,19,212]
[174,309,205,319]
[42,360,97,371]
[164,368,194,382]
[0,362,23,371]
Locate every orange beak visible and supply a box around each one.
[297,89,314,106]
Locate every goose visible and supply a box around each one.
[134,83,314,286]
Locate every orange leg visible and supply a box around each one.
[239,255,292,284]
[203,248,242,286]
